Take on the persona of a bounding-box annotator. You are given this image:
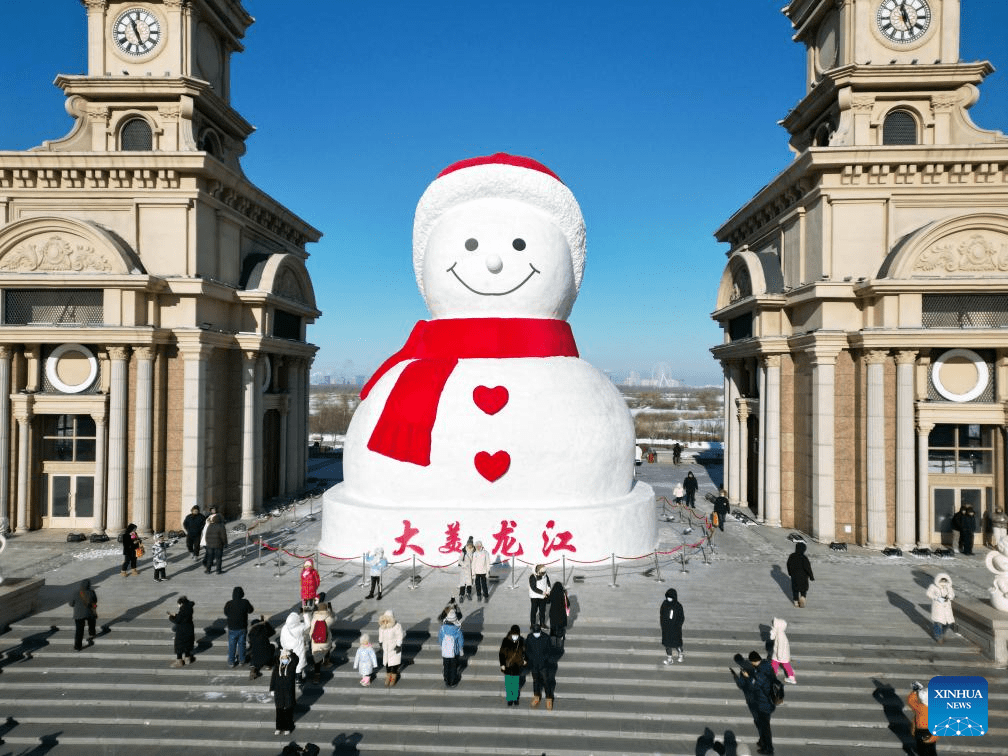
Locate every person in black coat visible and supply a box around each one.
[713,489,730,532]
[547,581,569,651]
[785,541,815,608]
[169,596,196,668]
[270,648,299,735]
[525,624,555,709]
[69,579,98,651]
[659,587,685,664]
[121,523,140,576]
[223,586,254,667]
[733,650,777,754]
[182,506,206,560]
[683,471,699,508]
[498,625,526,707]
[952,505,978,555]
[248,615,276,680]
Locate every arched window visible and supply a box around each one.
[120,118,153,150]
[882,110,917,145]
[199,130,221,159]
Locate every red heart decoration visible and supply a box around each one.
[474,450,510,482]
[473,385,509,415]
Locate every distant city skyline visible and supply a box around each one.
[1,1,1005,388]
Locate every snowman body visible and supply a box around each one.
[345,355,635,504]
[320,155,657,561]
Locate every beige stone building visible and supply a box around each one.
[712,0,1008,549]
[0,1,320,536]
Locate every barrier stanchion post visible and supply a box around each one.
[255,537,263,568]
[360,554,367,589]
[409,554,419,590]
[609,553,619,588]
[562,554,567,584]
[653,551,664,582]
[680,547,689,574]
[507,558,518,590]
[274,544,283,579]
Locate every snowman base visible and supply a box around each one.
[319,481,658,565]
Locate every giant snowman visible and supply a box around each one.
[320,154,656,562]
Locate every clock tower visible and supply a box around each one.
[41,0,255,171]
[712,0,1007,551]
[0,0,320,535]
[781,0,1002,151]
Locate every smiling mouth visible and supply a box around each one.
[446,263,540,296]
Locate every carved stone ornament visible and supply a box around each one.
[276,268,304,303]
[729,267,752,303]
[913,234,1008,275]
[987,535,1008,613]
[0,235,113,273]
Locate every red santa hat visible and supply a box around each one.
[413,153,586,298]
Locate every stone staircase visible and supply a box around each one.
[1,607,1005,755]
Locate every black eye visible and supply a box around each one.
[512,238,526,251]
[465,238,478,251]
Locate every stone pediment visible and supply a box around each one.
[881,214,1008,280]
[241,252,317,311]
[0,217,141,275]
[913,232,1008,275]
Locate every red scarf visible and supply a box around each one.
[361,318,579,466]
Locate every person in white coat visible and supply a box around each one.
[927,572,955,644]
[769,617,796,684]
[471,540,491,602]
[279,611,309,682]
[378,609,405,686]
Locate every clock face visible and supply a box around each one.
[113,7,162,56]
[876,0,932,44]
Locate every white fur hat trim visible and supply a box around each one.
[413,154,586,299]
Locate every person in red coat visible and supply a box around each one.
[300,559,321,610]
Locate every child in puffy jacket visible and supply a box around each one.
[300,559,321,610]
[353,633,377,686]
[770,617,796,684]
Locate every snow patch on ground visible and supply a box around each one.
[73,547,120,561]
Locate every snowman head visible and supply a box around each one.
[414,153,586,320]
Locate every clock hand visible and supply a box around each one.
[898,2,912,29]
[130,18,143,43]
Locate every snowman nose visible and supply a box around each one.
[485,253,503,274]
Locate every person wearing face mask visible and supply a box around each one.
[270,648,299,736]
[525,623,555,710]
[499,624,526,706]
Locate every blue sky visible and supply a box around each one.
[1,2,1006,386]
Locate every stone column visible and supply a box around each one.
[866,350,888,548]
[895,350,917,550]
[302,358,312,489]
[757,362,767,523]
[106,346,130,533]
[278,395,289,497]
[91,414,107,535]
[811,351,837,543]
[0,346,10,525]
[725,363,740,504]
[131,346,155,535]
[13,405,31,533]
[763,355,782,528]
[241,351,262,518]
[285,359,300,494]
[917,421,934,548]
[180,345,211,518]
[736,398,751,510]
